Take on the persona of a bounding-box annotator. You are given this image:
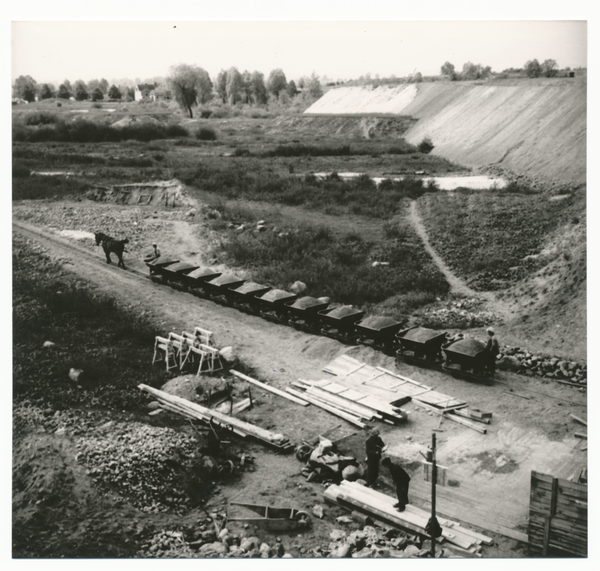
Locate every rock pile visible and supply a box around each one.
[498,346,586,385]
[75,422,202,513]
[417,298,503,329]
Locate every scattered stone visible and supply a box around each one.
[336,516,354,524]
[312,504,324,519]
[219,346,237,364]
[69,368,84,382]
[43,341,56,348]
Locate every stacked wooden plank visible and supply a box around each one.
[292,379,408,425]
[139,384,294,453]
[324,480,492,552]
[322,355,466,409]
[528,471,587,556]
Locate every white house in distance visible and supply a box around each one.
[134,83,172,102]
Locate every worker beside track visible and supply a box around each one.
[365,429,386,487]
[382,457,411,512]
[485,327,500,377]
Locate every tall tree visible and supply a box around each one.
[168,64,213,118]
[287,79,298,98]
[215,69,227,103]
[440,61,456,79]
[74,80,89,101]
[226,67,244,105]
[305,73,323,99]
[267,68,288,99]
[57,83,71,99]
[40,83,55,100]
[108,84,122,100]
[249,71,267,104]
[91,88,104,102]
[542,59,558,78]
[524,59,542,78]
[13,75,38,102]
[99,78,109,94]
[241,70,253,104]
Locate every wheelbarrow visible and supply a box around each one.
[227,502,311,531]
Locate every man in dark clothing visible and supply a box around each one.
[484,327,500,376]
[365,429,386,487]
[381,457,411,512]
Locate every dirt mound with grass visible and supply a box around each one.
[86,179,196,208]
[306,80,586,182]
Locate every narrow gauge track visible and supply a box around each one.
[13,219,584,404]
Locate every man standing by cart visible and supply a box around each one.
[365,429,386,487]
[484,327,500,376]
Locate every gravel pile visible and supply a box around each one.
[417,298,503,329]
[75,422,200,513]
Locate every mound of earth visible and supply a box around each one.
[306,80,586,182]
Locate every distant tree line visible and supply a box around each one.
[12,65,325,117]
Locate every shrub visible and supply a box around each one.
[56,102,62,107]
[12,162,30,178]
[91,102,102,109]
[196,126,217,141]
[200,109,213,119]
[418,137,435,154]
[24,112,59,126]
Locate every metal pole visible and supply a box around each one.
[431,432,437,558]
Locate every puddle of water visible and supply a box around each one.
[312,172,507,190]
[31,171,75,176]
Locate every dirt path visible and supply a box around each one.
[407,200,482,298]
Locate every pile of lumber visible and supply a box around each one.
[322,355,465,409]
[139,384,294,453]
[289,379,408,427]
[324,480,492,553]
[412,399,489,435]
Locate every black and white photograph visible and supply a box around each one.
[9,5,591,561]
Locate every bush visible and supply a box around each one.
[200,109,213,119]
[12,162,30,178]
[418,137,435,154]
[195,126,217,141]
[91,102,102,109]
[24,112,59,126]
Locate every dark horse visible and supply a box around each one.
[94,232,129,269]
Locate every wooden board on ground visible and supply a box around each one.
[322,355,465,409]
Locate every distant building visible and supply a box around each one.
[134,82,172,102]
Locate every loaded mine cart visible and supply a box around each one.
[181,267,222,296]
[158,261,199,291]
[319,305,365,343]
[396,326,448,366]
[145,255,180,282]
[286,296,330,332]
[229,282,272,313]
[202,273,245,304]
[256,289,298,323]
[442,337,493,382]
[356,316,403,353]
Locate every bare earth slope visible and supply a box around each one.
[306,80,586,182]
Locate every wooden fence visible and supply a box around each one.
[528,470,587,557]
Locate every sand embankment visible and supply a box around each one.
[305,81,586,182]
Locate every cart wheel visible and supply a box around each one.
[295,444,313,463]
[294,510,311,527]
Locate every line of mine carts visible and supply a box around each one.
[145,252,498,382]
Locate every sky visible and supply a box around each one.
[10,16,589,86]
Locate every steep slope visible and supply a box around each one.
[305,80,586,183]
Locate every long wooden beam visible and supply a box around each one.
[230,370,309,406]
[285,388,366,428]
[412,399,487,434]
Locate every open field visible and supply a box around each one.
[12,82,587,559]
